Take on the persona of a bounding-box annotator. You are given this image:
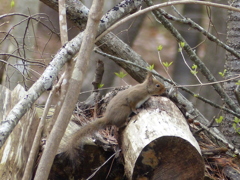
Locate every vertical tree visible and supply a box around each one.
[223,0,240,147]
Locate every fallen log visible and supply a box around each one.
[122,96,204,179]
[53,92,204,179]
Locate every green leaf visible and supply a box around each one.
[163,61,173,68]
[219,69,227,77]
[114,71,127,78]
[193,94,199,97]
[190,64,198,75]
[233,123,237,130]
[10,0,15,8]
[218,72,224,77]
[98,83,104,88]
[157,45,163,51]
[232,117,240,134]
[235,80,240,85]
[234,117,240,123]
[191,64,197,70]
[147,64,154,70]
[215,116,223,123]
[180,42,185,48]
[190,70,198,75]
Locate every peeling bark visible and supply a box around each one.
[0,85,39,179]
[122,97,204,179]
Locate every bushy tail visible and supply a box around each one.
[62,117,106,163]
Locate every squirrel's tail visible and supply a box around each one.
[62,117,107,163]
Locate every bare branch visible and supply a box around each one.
[159,9,240,60]
[59,0,68,44]
[34,1,104,179]
[0,0,144,149]
[0,13,58,45]
[94,49,240,118]
[96,0,240,42]
[145,0,240,114]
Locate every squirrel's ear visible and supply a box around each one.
[146,71,153,83]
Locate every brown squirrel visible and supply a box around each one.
[63,72,165,161]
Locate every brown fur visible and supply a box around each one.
[64,72,165,161]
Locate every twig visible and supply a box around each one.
[195,119,240,155]
[145,0,240,115]
[92,60,104,119]
[86,149,121,180]
[159,9,240,60]
[234,85,240,105]
[45,75,64,135]
[176,75,240,88]
[96,0,240,42]
[157,50,175,84]
[0,0,145,149]
[179,43,202,84]
[94,49,240,118]
[0,13,58,45]
[22,91,56,180]
[1,53,46,67]
[49,0,72,135]
[59,0,68,44]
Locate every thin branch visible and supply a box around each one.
[179,44,202,84]
[22,3,69,174]
[34,1,104,179]
[22,91,54,180]
[94,49,240,118]
[59,0,68,44]
[47,0,71,135]
[235,85,240,105]
[159,9,240,60]
[22,16,31,59]
[96,0,240,42]
[0,13,58,45]
[1,53,46,67]
[0,0,144,149]
[87,150,121,180]
[145,0,240,114]
[176,76,240,88]
[157,50,175,84]
[0,59,27,79]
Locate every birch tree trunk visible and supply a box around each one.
[122,97,204,179]
[223,0,240,147]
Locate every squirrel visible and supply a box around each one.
[63,72,165,162]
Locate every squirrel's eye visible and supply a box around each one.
[156,84,160,87]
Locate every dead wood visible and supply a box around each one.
[122,96,204,179]
[0,85,39,179]
[52,90,205,179]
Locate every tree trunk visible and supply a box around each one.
[223,0,240,148]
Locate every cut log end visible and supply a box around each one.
[133,136,204,179]
[122,96,204,179]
